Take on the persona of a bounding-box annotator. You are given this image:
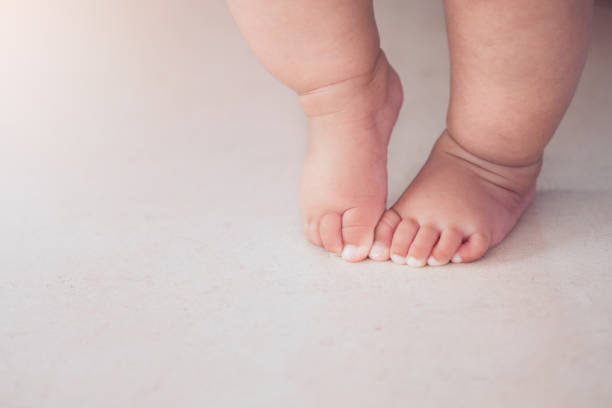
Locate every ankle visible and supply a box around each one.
[437,130,542,195]
[297,50,398,119]
[445,117,552,167]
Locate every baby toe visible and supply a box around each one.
[452,232,491,263]
[340,207,381,262]
[428,228,463,266]
[319,213,343,255]
[369,209,402,261]
[305,219,323,247]
[389,218,419,265]
[407,224,440,267]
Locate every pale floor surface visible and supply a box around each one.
[1,1,612,407]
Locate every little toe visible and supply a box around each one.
[428,228,463,266]
[389,218,419,265]
[341,207,381,262]
[306,220,322,247]
[319,213,343,255]
[407,225,440,267]
[369,209,402,261]
[452,232,491,264]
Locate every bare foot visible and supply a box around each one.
[299,51,403,262]
[369,130,541,266]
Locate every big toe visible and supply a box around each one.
[340,206,382,262]
[369,209,402,261]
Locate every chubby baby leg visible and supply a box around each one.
[228,0,403,261]
[370,0,593,266]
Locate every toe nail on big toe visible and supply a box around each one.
[342,245,367,261]
[369,242,386,259]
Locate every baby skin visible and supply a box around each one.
[228,0,592,266]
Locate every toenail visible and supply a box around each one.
[406,256,426,268]
[369,242,387,260]
[342,245,362,261]
[390,254,406,265]
[427,256,448,267]
[451,254,463,263]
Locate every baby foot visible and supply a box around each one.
[369,130,541,266]
[299,51,403,262]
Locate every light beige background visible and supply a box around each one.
[1,1,611,407]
